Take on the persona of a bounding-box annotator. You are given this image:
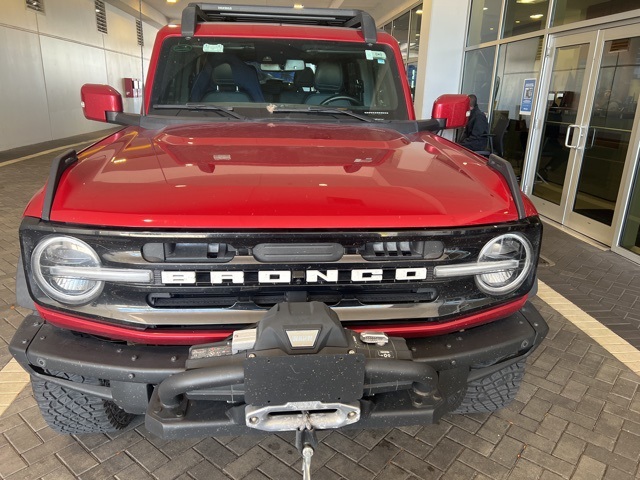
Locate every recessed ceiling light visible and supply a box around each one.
[483,7,488,10]
[293,3,304,8]
[167,0,177,3]
[416,9,423,14]
[530,14,544,19]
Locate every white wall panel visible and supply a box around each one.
[105,50,144,113]
[39,36,111,139]
[0,26,52,151]
[0,0,38,31]
[142,24,159,60]
[36,0,104,48]
[0,0,162,151]
[103,3,140,57]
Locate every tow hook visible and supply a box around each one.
[295,422,318,480]
[245,402,359,479]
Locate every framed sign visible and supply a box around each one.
[519,78,536,115]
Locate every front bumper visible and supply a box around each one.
[10,301,547,438]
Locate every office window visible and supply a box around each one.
[503,0,549,38]
[492,37,543,176]
[553,0,640,26]
[461,46,496,115]
[467,0,501,46]
[621,163,640,256]
[392,12,411,62]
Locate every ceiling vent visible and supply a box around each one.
[26,0,44,13]
[136,19,144,46]
[95,0,108,34]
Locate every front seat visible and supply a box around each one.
[280,67,315,104]
[305,62,348,106]
[191,54,265,103]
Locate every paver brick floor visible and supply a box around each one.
[1,137,639,479]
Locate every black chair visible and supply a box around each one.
[475,114,509,157]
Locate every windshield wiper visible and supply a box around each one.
[153,103,247,120]
[269,106,375,123]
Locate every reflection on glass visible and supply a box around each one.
[532,44,589,205]
[572,38,640,226]
[392,12,410,62]
[383,23,392,34]
[467,0,501,46]
[503,0,550,38]
[408,6,422,64]
[493,37,543,178]
[620,162,640,256]
[461,46,496,115]
[553,0,640,26]
[407,5,423,99]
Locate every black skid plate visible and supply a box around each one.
[244,353,365,406]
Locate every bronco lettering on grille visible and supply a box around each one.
[160,268,429,285]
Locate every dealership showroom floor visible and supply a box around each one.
[0,134,639,480]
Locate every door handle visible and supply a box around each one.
[587,128,597,149]
[564,124,584,149]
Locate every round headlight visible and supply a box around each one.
[475,233,533,295]
[31,236,104,305]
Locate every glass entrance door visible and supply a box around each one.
[527,26,640,245]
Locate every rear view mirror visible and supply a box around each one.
[431,94,470,129]
[261,63,281,71]
[284,59,305,71]
[81,84,123,122]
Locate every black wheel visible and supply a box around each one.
[32,371,136,434]
[319,95,362,106]
[454,361,525,414]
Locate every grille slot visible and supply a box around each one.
[362,241,444,261]
[147,287,438,310]
[143,242,236,263]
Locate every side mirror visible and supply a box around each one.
[431,94,470,129]
[81,84,123,122]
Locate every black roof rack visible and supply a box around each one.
[181,3,378,43]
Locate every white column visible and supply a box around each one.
[413,0,471,120]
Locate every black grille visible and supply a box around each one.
[26,0,44,13]
[143,242,236,263]
[20,216,542,326]
[95,0,107,34]
[147,287,438,309]
[136,19,144,46]
[362,241,444,260]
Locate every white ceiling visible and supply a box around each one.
[143,0,397,24]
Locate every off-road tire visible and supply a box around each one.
[454,361,525,414]
[32,371,136,434]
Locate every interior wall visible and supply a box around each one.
[0,0,162,152]
[413,0,471,122]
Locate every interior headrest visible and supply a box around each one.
[212,63,234,86]
[314,62,343,93]
[294,67,315,88]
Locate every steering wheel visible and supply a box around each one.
[319,95,362,106]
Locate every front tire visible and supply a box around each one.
[32,371,136,434]
[454,361,525,414]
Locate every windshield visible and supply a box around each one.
[149,37,409,122]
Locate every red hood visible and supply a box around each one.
[32,123,530,229]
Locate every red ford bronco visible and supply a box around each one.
[11,2,547,472]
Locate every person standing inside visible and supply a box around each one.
[458,94,489,152]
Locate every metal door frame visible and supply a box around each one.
[523,24,640,248]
